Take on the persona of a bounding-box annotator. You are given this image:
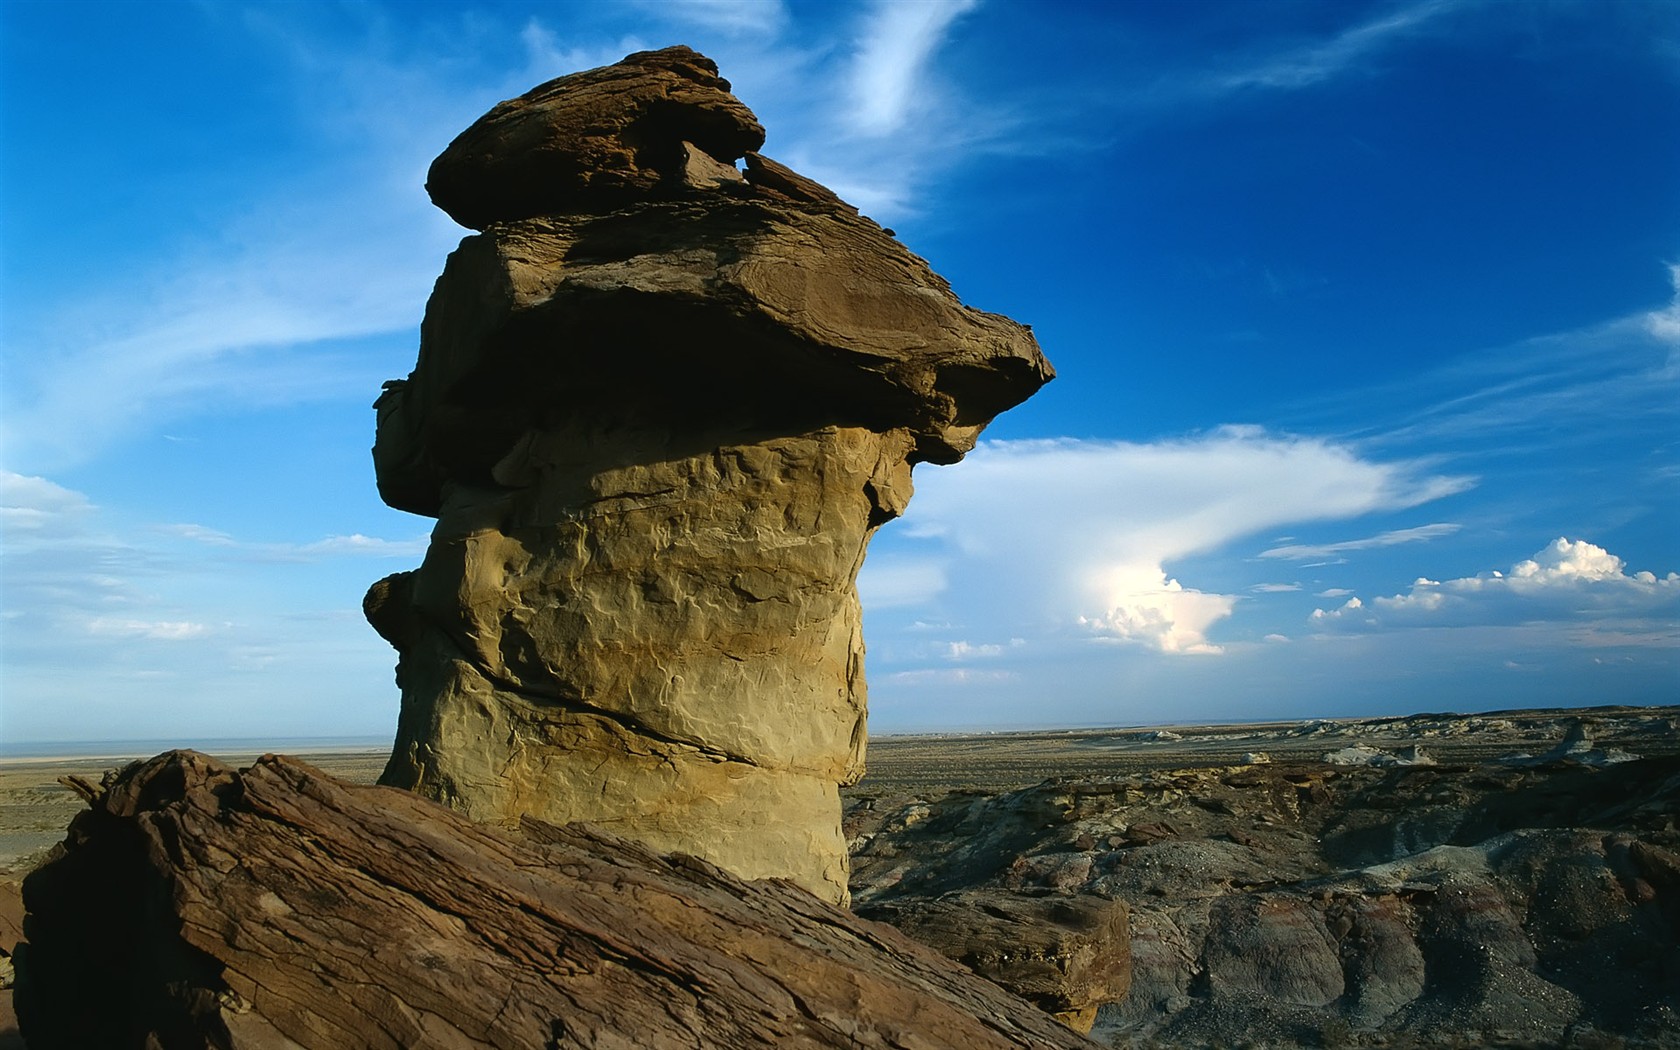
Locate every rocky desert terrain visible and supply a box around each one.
[848,705,1680,1048]
[4,705,1675,1048]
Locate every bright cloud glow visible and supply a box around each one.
[847,0,977,136]
[862,427,1471,656]
[1312,539,1680,631]
[1079,567,1237,655]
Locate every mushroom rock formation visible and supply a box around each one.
[366,45,1053,904]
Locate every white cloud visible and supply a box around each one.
[163,523,428,561]
[847,0,977,136]
[1079,567,1236,655]
[1259,522,1461,560]
[626,0,786,35]
[1208,0,1456,93]
[158,523,238,546]
[1251,582,1302,593]
[882,668,1018,686]
[1321,264,1680,454]
[862,427,1470,656]
[1645,263,1680,372]
[297,534,430,558]
[944,640,1004,660]
[86,618,211,641]
[519,21,644,81]
[1312,538,1680,631]
[1,471,94,530]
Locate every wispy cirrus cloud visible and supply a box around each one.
[1,471,413,740]
[626,0,786,35]
[1297,264,1680,454]
[1259,522,1461,561]
[846,0,977,136]
[1206,0,1458,94]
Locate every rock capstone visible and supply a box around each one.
[367,45,1052,904]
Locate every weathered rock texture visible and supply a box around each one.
[16,751,1100,1049]
[366,45,1051,904]
[847,719,1680,1049]
[860,890,1131,1035]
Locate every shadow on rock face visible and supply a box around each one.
[364,45,1053,906]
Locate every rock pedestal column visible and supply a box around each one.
[366,46,1052,904]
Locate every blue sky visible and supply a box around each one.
[2,0,1676,744]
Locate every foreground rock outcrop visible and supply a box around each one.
[366,45,1051,904]
[16,751,1099,1049]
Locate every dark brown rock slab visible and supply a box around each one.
[857,890,1130,1034]
[16,750,1100,1050]
[428,45,766,228]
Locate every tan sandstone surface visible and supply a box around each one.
[364,45,1051,904]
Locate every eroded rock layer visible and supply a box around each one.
[16,752,1100,1049]
[367,45,1052,903]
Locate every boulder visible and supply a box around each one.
[857,890,1130,1034]
[368,45,1052,904]
[15,751,1099,1049]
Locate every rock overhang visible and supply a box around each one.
[375,193,1051,516]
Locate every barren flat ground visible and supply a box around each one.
[851,704,1680,795]
[3,705,1673,874]
[0,748,389,876]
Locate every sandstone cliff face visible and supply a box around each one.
[366,46,1052,903]
[15,752,1100,1049]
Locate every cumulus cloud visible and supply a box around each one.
[847,0,977,136]
[1259,522,1461,560]
[1311,538,1680,631]
[861,427,1470,656]
[1079,568,1236,655]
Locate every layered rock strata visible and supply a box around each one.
[847,747,1680,1047]
[366,46,1052,903]
[16,751,1100,1049]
